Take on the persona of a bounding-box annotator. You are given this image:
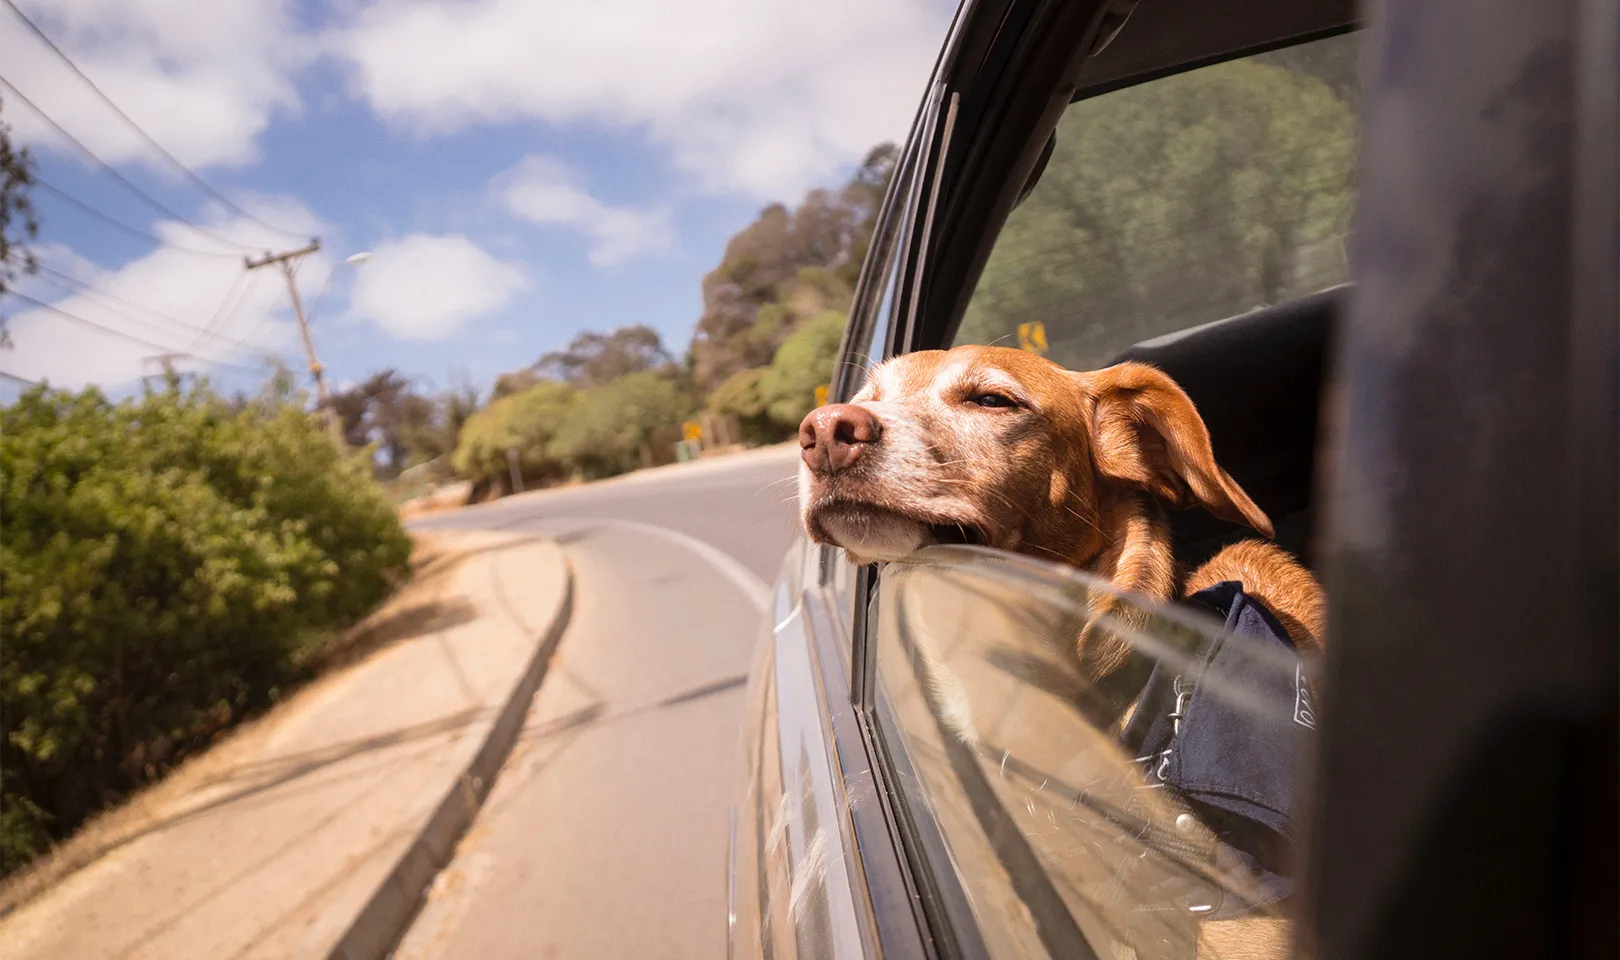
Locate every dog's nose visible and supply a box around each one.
[800,404,881,475]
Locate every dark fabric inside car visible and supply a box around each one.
[1112,285,1341,572]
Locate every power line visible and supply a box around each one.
[3,290,262,372]
[21,261,286,368]
[26,262,213,344]
[30,177,241,259]
[0,76,257,254]
[1,0,311,244]
[185,269,259,353]
[0,369,40,386]
[28,261,218,340]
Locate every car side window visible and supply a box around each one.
[824,144,915,642]
[952,35,1357,364]
[870,33,1358,957]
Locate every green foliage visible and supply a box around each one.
[687,144,895,391]
[535,324,675,388]
[0,380,411,874]
[2,93,41,321]
[549,371,692,479]
[706,368,777,446]
[957,54,1356,370]
[757,310,848,429]
[451,380,578,489]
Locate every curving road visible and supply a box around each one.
[396,444,802,959]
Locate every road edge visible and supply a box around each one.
[327,545,577,960]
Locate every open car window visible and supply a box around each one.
[874,546,1320,958]
[864,30,1362,958]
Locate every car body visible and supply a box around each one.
[729,0,1618,958]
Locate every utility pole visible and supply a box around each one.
[246,240,325,404]
[140,352,191,390]
[245,241,340,438]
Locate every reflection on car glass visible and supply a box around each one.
[956,37,1357,372]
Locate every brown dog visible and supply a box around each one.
[797,345,1324,958]
[798,345,1324,674]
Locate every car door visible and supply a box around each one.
[735,0,1361,957]
[735,0,1617,956]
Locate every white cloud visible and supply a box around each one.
[3,0,302,170]
[2,197,329,390]
[498,155,672,266]
[334,0,948,199]
[343,234,526,341]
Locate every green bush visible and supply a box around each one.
[451,380,578,490]
[0,380,411,875]
[549,371,691,479]
[707,367,783,446]
[758,310,847,429]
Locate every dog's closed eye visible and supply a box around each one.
[967,392,1020,409]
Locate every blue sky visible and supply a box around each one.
[0,0,954,400]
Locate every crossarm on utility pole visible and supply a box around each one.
[245,240,341,439]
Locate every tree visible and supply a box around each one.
[490,367,540,400]
[757,310,848,429]
[686,144,898,392]
[955,55,1355,371]
[548,371,691,480]
[327,369,429,476]
[706,367,777,446]
[401,384,480,469]
[1,95,41,344]
[451,380,577,491]
[535,324,675,388]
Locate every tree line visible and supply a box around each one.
[349,41,1357,500]
[336,143,899,498]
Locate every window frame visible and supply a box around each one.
[837,12,1369,960]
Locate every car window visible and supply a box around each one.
[951,33,1358,364]
[873,546,1319,958]
[868,34,1358,957]
[825,142,916,641]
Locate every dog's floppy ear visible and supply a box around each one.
[1081,362,1273,537]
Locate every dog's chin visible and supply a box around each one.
[808,501,988,564]
[820,509,929,563]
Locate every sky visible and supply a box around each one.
[0,0,956,401]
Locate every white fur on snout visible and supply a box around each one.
[819,510,929,563]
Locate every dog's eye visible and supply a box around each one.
[969,392,1018,409]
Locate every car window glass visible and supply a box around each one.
[868,34,1357,956]
[952,34,1358,364]
[873,547,1320,958]
[826,146,914,641]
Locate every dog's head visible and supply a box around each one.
[797,345,1271,568]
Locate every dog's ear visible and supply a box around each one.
[1081,362,1273,537]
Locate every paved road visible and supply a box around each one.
[397,445,802,959]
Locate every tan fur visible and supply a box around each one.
[797,345,1326,679]
[1186,538,1325,653]
[797,346,1323,959]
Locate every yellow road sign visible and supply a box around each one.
[814,384,829,407]
[1017,321,1049,355]
[682,420,703,443]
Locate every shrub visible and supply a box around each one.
[451,380,578,490]
[706,367,784,446]
[0,379,411,875]
[548,371,691,479]
[757,310,847,429]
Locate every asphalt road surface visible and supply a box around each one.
[397,445,802,959]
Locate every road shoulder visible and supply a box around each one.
[0,531,574,960]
